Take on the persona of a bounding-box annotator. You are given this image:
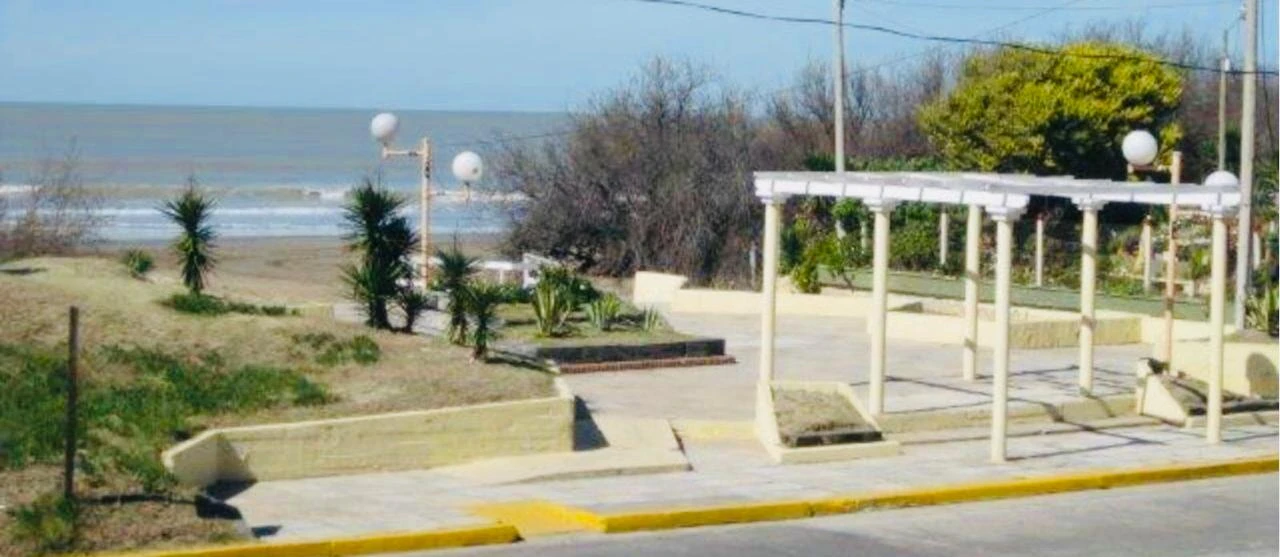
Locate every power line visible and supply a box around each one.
[443,0,1087,148]
[623,0,1280,76]
[864,0,1233,11]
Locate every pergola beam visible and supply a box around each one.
[751,171,1242,457]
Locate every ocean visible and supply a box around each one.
[0,103,567,242]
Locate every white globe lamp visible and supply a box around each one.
[1122,130,1159,167]
[1203,170,1240,188]
[452,151,483,183]
[370,112,400,145]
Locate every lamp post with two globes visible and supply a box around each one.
[1123,130,1182,365]
[369,112,483,287]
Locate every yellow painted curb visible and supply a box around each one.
[596,455,1279,532]
[98,524,519,557]
[596,499,811,533]
[328,524,520,555]
[470,501,601,537]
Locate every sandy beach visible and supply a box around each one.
[93,232,505,305]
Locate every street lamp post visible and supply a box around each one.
[370,112,483,289]
[1123,130,1182,365]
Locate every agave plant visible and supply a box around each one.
[436,246,479,344]
[641,306,666,332]
[465,281,505,361]
[160,180,216,295]
[532,280,571,337]
[585,294,622,331]
[341,177,415,330]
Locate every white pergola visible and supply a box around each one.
[754,171,1242,462]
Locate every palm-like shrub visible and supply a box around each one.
[532,280,571,337]
[465,282,505,361]
[160,183,216,295]
[585,294,622,331]
[341,178,416,330]
[436,246,479,344]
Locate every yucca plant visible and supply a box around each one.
[120,248,154,279]
[341,177,415,330]
[160,180,216,295]
[585,294,622,331]
[436,246,479,344]
[641,306,665,332]
[396,289,432,334]
[532,280,571,337]
[465,282,505,361]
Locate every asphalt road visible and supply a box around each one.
[423,474,1278,557]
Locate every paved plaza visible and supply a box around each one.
[224,308,1276,542]
[567,311,1148,421]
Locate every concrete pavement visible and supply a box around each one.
[566,312,1147,422]
[421,474,1279,557]
[224,422,1277,541]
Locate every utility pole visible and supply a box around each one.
[833,0,846,176]
[1217,29,1229,171]
[1234,0,1257,330]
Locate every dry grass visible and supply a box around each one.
[0,466,242,557]
[773,389,868,440]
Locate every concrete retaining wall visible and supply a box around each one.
[1163,338,1279,398]
[163,379,575,486]
[879,304,1142,349]
[632,272,688,306]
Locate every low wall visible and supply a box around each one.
[670,288,918,317]
[163,379,575,487]
[1164,338,1279,398]
[632,271,688,306]
[880,304,1142,349]
[1139,317,1239,344]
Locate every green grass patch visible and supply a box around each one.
[0,343,331,471]
[162,292,296,317]
[290,332,381,366]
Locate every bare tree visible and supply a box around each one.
[0,141,105,259]
[494,58,761,285]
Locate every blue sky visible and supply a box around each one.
[0,0,1273,112]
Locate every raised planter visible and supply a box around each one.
[756,380,900,464]
[497,337,727,367]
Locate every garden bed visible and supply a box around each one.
[490,302,728,369]
[774,389,882,447]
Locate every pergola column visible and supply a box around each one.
[939,210,950,266]
[962,205,983,381]
[758,194,786,385]
[868,198,897,415]
[1140,216,1154,293]
[988,206,1023,463]
[1076,199,1106,393]
[1205,205,1230,443]
[1034,213,1045,287]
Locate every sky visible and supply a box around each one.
[0,0,1275,112]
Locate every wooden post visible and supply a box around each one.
[63,306,79,501]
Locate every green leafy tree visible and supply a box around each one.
[919,42,1183,179]
[341,177,416,330]
[160,179,217,295]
